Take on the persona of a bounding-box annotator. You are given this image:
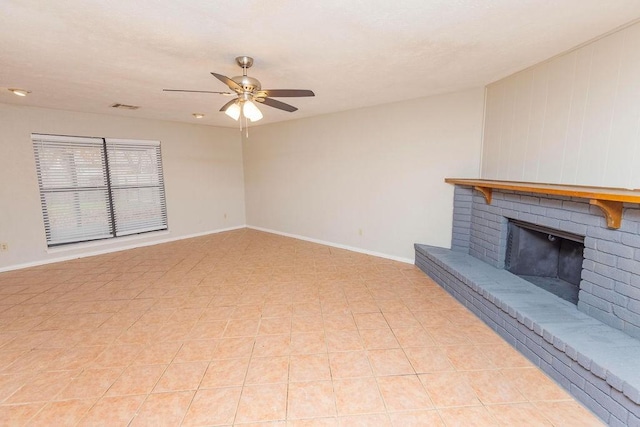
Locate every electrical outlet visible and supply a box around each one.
[0,243,8,252]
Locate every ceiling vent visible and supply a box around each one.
[110,103,140,110]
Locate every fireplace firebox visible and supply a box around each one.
[505,220,584,304]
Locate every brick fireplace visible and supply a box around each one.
[453,184,640,338]
[415,180,640,425]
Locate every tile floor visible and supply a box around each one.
[0,229,604,426]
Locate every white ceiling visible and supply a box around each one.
[2,1,640,128]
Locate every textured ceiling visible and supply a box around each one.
[2,1,640,128]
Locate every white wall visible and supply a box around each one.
[482,22,640,188]
[243,88,485,261]
[0,104,246,270]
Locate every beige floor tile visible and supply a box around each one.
[377,375,433,411]
[462,323,505,345]
[442,345,496,371]
[129,391,194,427]
[211,337,255,359]
[57,367,123,400]
[50,346,106,371]
[91,344,144,368]
[0,402,44,425]
[290,354,331,382]
[534,401,605,426]
[188,320,228,340]
[292,303,323,318]
[200,306,235,322]
[26,398,95,426]
[0,350,27,372]
[259,317,292,335]
[426,326,472,346]
[225,318,260,338]
[254,334,291,357]
[437,405,499,427]
[412,310,451,327]
[181,387,242,426]
[486,403,554,426]
[348,300,381,314]
[5,370,74,404]
[246,356,290,384]
[288,381,336,419]
[231,304,263,320]
[200,357,250,388]
[78,394,145,426]
[387,410,444,427]
[236,383,287,423]
[323,314,357,331]
[359,328,399,350]
[262,303,293,319]
[382,310,422,329]
[392,327,437,347]
[329,351,373,379]
[290,331,326,355]
[404,346,455,373]
[173,339,218,363]
[287,418,338,426]
[419,372,481,408]
[353,313,389,330]
[465,370,527,405]
[478,343,533,369]
[367,348,414,376]
[338,413,391,426]
[333,377,385,416]
[500,367,572,401]
[3,348,62,373]
[153,361,208,392]
[325,330,363,352]
[106,364,166,396]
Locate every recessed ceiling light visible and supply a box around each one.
[8,88,30,97]
[192,113,204,119]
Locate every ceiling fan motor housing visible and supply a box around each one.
[232,75,261,93]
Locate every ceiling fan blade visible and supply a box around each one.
[163,89,233,95]
[219,98,238,112]
[258,89,315,98]
[258,97,298,112]
[211,72,242,92]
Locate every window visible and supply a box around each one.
[32,134,168,246]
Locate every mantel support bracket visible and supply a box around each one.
[589,199,623,229]
[474,186,492,204]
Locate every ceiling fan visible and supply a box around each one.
[163,56,315,123]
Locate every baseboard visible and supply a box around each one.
[0,225,247,273]
[246,225,414,264]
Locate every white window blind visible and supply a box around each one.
[32,134,168,246]
[106,139,168,236]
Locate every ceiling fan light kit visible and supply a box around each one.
[242,100,263,122]
[224,102,241,121]
[163,56,315,128]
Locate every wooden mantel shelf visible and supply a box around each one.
[445,178,640,229]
